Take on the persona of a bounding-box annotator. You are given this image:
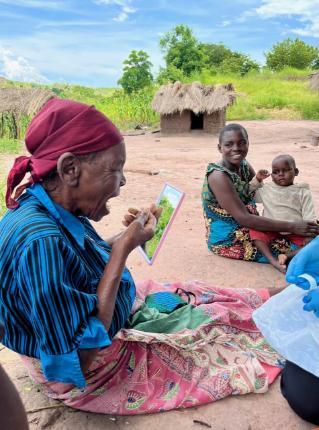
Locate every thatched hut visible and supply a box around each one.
[0,87,53,139]
[152,82,236,134]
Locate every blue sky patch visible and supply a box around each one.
[0,0,318,86]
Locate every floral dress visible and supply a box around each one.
[202,160,295,262]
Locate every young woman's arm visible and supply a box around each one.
[208,170,319,236]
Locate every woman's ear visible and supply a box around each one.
[217,143,222,153]
[295,168,299,176]
[56,152,81,187]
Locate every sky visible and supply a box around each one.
[0,0,319,87]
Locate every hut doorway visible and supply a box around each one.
[191,112,204,130]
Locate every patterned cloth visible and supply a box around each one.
[21,280,282,415]
[202,161,297,262]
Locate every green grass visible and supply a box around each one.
[0,138,23,154]
[0,181,5,217]
[57,69,319,125]
[185,68,319,120]
[0,139,23,216]
[1,67,319,142]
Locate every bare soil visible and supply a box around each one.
[1,120,319,429]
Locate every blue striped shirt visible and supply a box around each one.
[0,184,135,387]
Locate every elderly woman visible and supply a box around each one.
[202,123,318,262]
[0,99,281,415]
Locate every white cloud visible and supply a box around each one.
[93,0,137,22]
[0,26,161,86]
[0,47,48,82]
[220,20,231,27]
[113,12,129,22]
[254,0,319,37]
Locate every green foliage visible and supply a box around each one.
[118,50,153,94]
[0,113,31,140]
[144,197,174,259]
[156,65,186,84]
[159,25,204,76]
[100,87,159,129]
[0,181,5,218]
[219,54,260,76]
[0,138,23,153]
[266,38,319,71]
[199,43,234,68]
[1,69,319,139]
[199,43,259,76]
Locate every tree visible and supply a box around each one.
[266,38,319,71]
[199,43,259,75]
[156,65,186,84]
[220,53,260,76]
[118,50,153,94]
[199,43,234,68]
[159,25,205,76]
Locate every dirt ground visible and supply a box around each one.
[1,120,319,430]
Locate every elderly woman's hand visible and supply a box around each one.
[122,204,162,227]
[117,209,158,254]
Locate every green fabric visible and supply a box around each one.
[128,303,211,334]
[202,160,253,208]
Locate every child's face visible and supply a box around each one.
[271,158,297,186]
[218,130,249,167]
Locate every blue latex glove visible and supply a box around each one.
[303,289,319,317]
[286,236,319,289]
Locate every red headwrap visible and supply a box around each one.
[6,97,123,209]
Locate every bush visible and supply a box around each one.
[220,54,260,76]
[156,65,186,84]
[266,38,319,71]
[118,50,153,94]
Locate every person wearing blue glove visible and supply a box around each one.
[286,235,319,289]
[303,289,319,316]
[280,237,319,425]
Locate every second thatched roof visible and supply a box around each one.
[152,81,236,116]
[0,87,54,117]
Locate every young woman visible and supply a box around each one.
[202,123,318,262]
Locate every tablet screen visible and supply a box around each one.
[139,183,184,264]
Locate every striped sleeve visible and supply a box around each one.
[16,236,98,356]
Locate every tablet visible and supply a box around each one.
[139,183,185,265]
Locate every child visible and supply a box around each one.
[249,154,317,273]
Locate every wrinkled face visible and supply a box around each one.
[218,130,249,166]
[75,142,126,221]
[271,158,297,187]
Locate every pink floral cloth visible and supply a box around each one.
[21,281,281,415]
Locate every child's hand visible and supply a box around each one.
[256,169,270,182]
